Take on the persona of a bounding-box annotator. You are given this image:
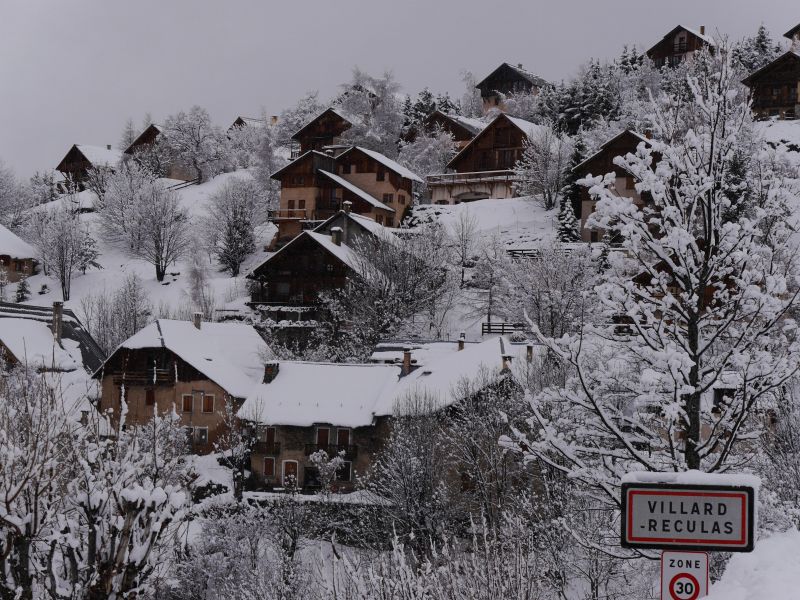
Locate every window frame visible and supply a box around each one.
[194,426,209,446]
[182,394,193,413]
[201,393,215,414]
[282,460,299,487]
[264,457,276,478]
[316,426,330,447]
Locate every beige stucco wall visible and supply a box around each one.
[99,375,232,453]
[341,172,408,226]
[429,179,515,205]
[580,176,642,242]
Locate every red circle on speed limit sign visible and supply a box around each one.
[668,573,700,600]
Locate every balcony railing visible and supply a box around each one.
[112,368,173,386]
[427,170,518,187]
[252,442,281,455]
[673,42,688,53]
[304,444,358,459]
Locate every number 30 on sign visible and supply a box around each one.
[661,551,708,600]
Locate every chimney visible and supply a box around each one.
[343,200,352,214]
[402,347,412,375]
[457,332,465,351]
[699,25,705,36]
[52,301,63,343]
[192,311,202,330]
[331,227,343,246]
[106,144,112,151]
[526,344,534,363]
[644,128,653,140]
[270,115,278,126]
[517,63,523,69]
[263,362,279,383]
[501,353,513,371]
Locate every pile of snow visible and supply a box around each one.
[413,196,557,250]
[622,470,761,490]
[0,223,36,257]
[706,529,800,600]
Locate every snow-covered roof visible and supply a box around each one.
[232,116,267,128]
[238,362,401,427]
[504,115,544,138]
[108,319,270,398]
[476,63,548,90]
[291,107,356,141]
[785,23,800,40]
[390,336,516,409]
[0,223,36,258]
[318,170,395,212]
[74,145,123,168]
[337,146,423,183]
[443,113,488,135]
[0,302,105,372]
[446,113,542,170]
[305,230,363,273]
[742,51,800,86]
[0,318,81,370]
[647,25,716,55]
[269,150,332,180]
[573,129,652,173]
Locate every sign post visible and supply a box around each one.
[661,551,708,600]
[621,478,758,599]
[621,482,755,552]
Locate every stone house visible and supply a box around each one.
[94,316,270,453]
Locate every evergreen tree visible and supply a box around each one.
[76,228,102,274]
[15,277,30,303]
[556,195,580,242]
[733,25,783,73]
[560,137,587,231]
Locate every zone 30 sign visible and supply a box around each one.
[621,482,755,552]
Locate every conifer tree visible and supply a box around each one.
[15,276,30,303]
[556,195,580,242]
[560,137,586,240]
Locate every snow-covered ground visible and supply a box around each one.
[706,529,800,600]
[413,196,557,250]
[18,170,275,320]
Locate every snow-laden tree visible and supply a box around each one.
[273,91,325,149]
[338,68,406,158]
[203,177,260,276]
[26,205,98,300]
[448,207,478,288]
[459,70,483,118]
[556,195,580,242]
[513,121,573,210]
[99,163,190,281]
[0,367,78,599]
[161,106,227,182]
[48,409,189,599]
[80,273,153,356]
[559,137,586,242]
[118,118,137,152]
[0,160,31,229]
[28,171,61,207]
[510,49,800,515]
[397,129,457,197]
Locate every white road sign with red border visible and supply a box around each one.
[661,551,708,600]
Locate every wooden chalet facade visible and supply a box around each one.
[228,115,271,131]
[248,209,379,319]
[0,224,37,283]
[475,62,547,114]
[572,130,652,242]
[742,25,800,120]
[269,145,418,247]
[94,319,269,454]
[647,25,714,68]
[291,108,354,158]
[55,144,122,189]
[427,113,537,204]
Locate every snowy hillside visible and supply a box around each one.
[413,196,557,250]
[18,169,275,320]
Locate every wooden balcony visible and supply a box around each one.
[304,444,358,459]
[112,368,173,386]
[252,442,281,455]
[427,170,519,187]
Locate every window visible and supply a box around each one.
[298,199,306,210]
[287,200,295,210]
[625,177,636,190]
[382,193,394,204]
[377,170,385,181]
[145,388,155,406]
[326,263,334,272]
[282,460,298,487]
[14,261,24,272]
[316,427,330,447]
[182,394,193,413]
[264,457,275,478]
[337,428,351,447]
[336,461,352,482]
[202,394,214,413]
[590,231,599,243]
[398,195,405,205]
[194,427,208,445]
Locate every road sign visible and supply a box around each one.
[661,551,708,599]
[621,482,755,552]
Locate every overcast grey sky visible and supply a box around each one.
[0,0,796,176]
